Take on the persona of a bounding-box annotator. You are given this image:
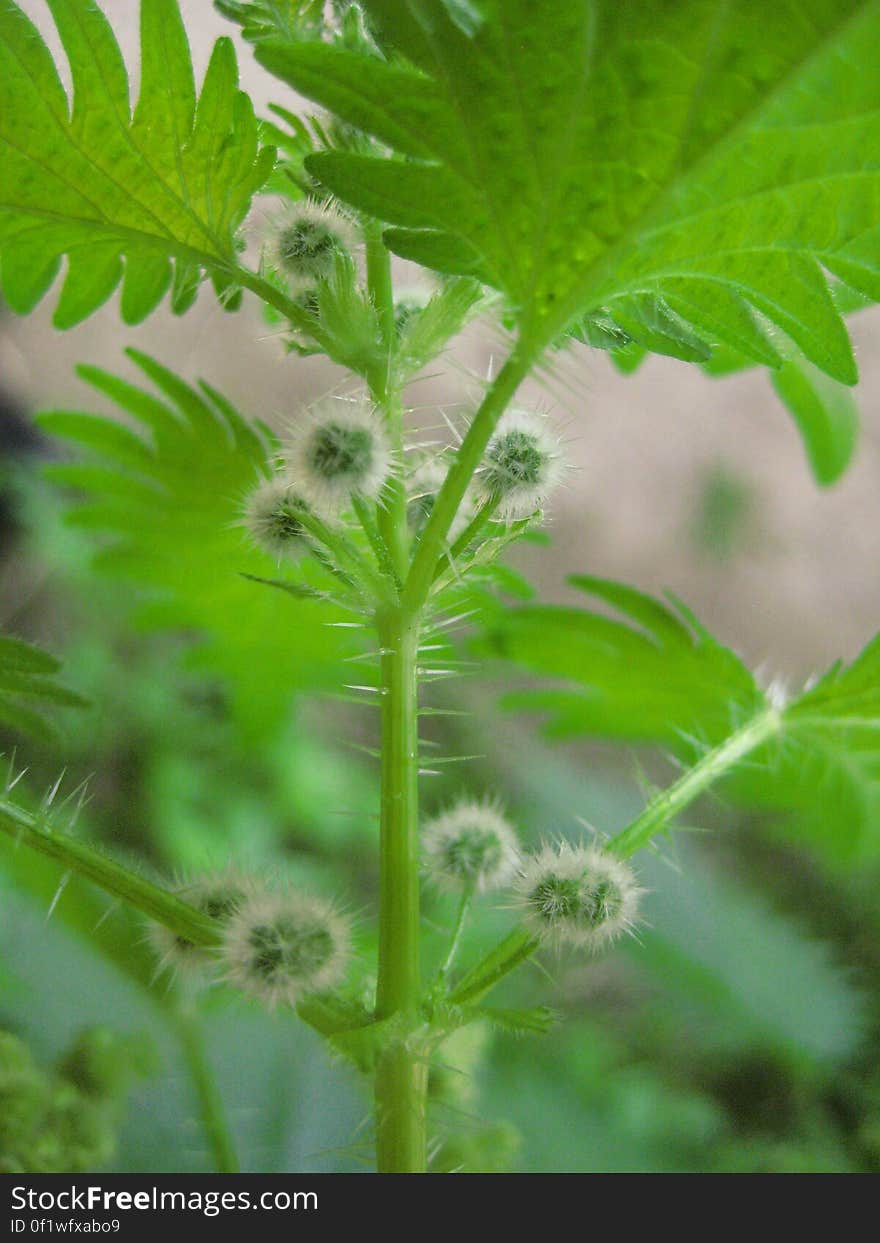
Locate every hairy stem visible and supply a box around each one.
[362,228,430,1171]
[365,226,409,583]
[374,607,425,1172]
[352,495,400,589]
[447,928,539,1007]
[0,795,219,946]
[403,342,533,611]
[234,264,321,337]
[374,1043,429,1175]
[437,885,474,981]
[441,496,499,568]
[609,707,782,858]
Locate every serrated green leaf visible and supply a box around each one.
[37,354,354,738]
[0,634,86,741]
[695,281,866,482]
[260,0,880,381]
[479,576,763,746]
[483,576,880,857]
[607,294,711,365]
[770,357,859,485]
[661,280,783,370]
[0,0,274,326]
[216,0,325,44]
[565,310,633,353]
[468,1005,558,1036]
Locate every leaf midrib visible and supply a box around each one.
[534,0,879,344]
[1,21,234,264]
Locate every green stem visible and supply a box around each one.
[433,496,500,582]
[402,342,533,612]
[364,226,410,584]
[352,495,400,589]
[609,707,782,859]
[365,223,397,356]
[374,607,425,1172]
[447,928,539,1007]
[374,1043,429,1175]
[234,264,322,340]
[297,509,387,598]
[377,389,410,585]
[175,1009,239,1174]
[436,885,474,981]
[0,795,219,947]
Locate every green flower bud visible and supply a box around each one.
[514,842,641,950]
[286,396,392,517]
[423,798,520,893]
[243,477,313,561]
[268,200,357,291]
[148,871,250,979]
[221,890,351,1008]
[479,408,564,521]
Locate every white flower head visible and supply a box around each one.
[423,798,520,894]
[479,408,565,521]
[406,453,476,544]
[148,869,253,979]
[221,889,351,1009]
[285,396,392,518]
[513,842,641,951]
[243,475,313,560]
[267,198,358,291]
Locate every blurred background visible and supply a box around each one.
[2,2,880,1174]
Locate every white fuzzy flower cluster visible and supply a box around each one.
[149,870,252,979]
[222,890,351,1009]
[478,408,565,521]
[243,477,313,561]
[422,798,520,894]
[242,395,393,551]
[267,199,358,292]
[148,871,351,1007]
[285,396,392,518]
[513,842,641,951]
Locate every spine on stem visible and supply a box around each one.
[375,608,426,1172]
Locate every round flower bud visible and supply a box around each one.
[221,890,351,1008]
[268,199,357,290]
[243,477,313,560]
[148,871,250,978]
[514,842,641,950]
[423,799,520,894]
[286,397,392,517]
[479,408,564,521]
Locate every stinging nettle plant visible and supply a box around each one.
[1,0,880,1173]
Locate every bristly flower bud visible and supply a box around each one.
[478,408,564,521]
[268,199,358,291]
[286,396,392,518]
[243,477,313,560]
[148,871,250,978]
[514,842,641,950]
[221,890,351,1008]
[423,798,520,894]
